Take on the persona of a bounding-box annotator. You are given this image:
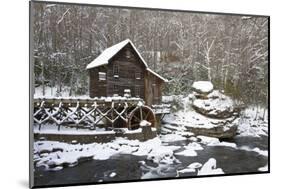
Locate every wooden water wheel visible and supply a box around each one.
[128,105,156,130]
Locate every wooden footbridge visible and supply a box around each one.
[33,97,170,132]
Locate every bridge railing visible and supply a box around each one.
[33,97,142,130]
[33,97,171,131]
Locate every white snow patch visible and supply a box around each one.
[109,172,117,177]
[160,134,186,143]
[192,81,213,93]
[208,141,237,148]
[197,158,224,176]
[186,142,204,151]
[188,162,202,169]
[86,39,147,69]
[140,120,151,127]
[163,109,237,130]
[258,164,268,172]
[239,146,268,157]
[237,107,268,137]
[177,168,195,173]
[197,136,220,145]
[175,149,197,157]
[192,95,234,115]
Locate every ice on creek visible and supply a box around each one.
[197,158,224,176]
[34,137,182,170]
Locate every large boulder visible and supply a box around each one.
[192,81,214,94]
[162,82,240,139]
[192,90,238,119]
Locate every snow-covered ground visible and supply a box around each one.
[34,86,89,98]
[237,107,268,137]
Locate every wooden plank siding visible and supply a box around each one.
[88,43,163,105]
[144,71,163,106]
[107,44,145,98]
[89,66,107,97]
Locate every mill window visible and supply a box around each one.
[125,49,131,58]
[135,86,140,97]
[113,65,119,78]
[98,72,106,81]
[113,84,119,94]
[135,71,141,80]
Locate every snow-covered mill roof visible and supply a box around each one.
[86,39,168,82]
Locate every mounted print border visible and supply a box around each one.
[29,1,270,188]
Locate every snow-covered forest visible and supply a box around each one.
[32,3,268,107]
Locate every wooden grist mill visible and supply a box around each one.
[33,39,170,141]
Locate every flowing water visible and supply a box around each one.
[34,135,268,187]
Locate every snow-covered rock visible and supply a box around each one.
[34,137,182,171]
[258,164,268,172]
[188,162,202,169]
[160,134,187,143]
[192,81,214,94]
[192,93,235,119]
[162,88,240,138]
[197,158,224,176]
[109,172,117,177]
[177,168,196,174]
[175,149,197,157]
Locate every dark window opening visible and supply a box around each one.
[152,76,157,86]
[125,50,131,58]
[113,65,119,78]
[113,84,119,94]
[98,72,106,81]
[135,71,141,80]
[135,86,140,97]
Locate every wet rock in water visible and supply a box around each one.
[197,158,224,176]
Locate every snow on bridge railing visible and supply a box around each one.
[33,97,171,131]
[33,97,145,131]
[151,104,171,114]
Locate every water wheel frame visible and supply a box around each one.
[127,105,156,130]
